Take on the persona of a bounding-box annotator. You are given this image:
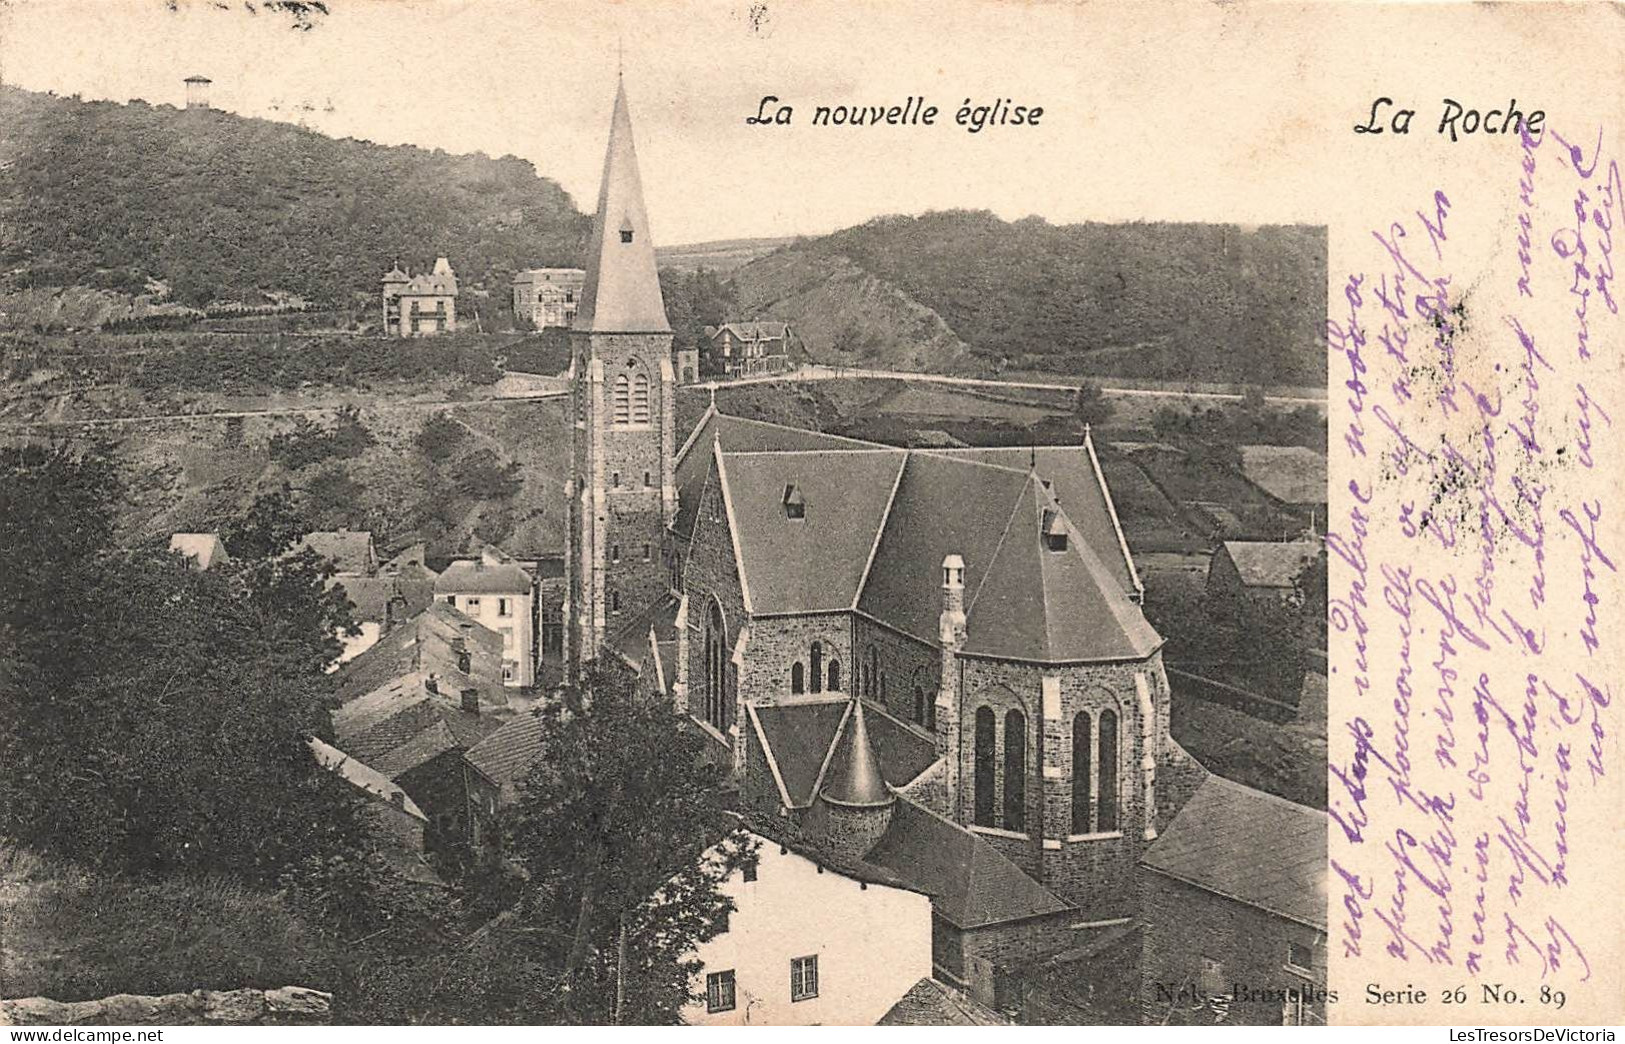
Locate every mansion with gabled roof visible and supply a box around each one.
[557,77,1301,1012]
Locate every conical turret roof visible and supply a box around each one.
[574,79,670,334]
[821,698,894,808]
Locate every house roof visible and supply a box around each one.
[1218,539,1320,589]
[295,530,376,576]
[574,80,670,333]
[1239,445,1328,506]
[334,678,503,776]
[434,557,533,595]
[329,575,401,624]
[860,798,1072,929]
[1141,775,1327,930]
[713,321,789,340]
[307,736,427,822]
[879,978,1008,1026]
[748,697,937,810]
[679,412,1159,665]
[169,532,228,570]
[465,711,547,803]
[332,602,506,707]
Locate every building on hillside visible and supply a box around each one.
[306,737,442,887]
[675,346,700,384]
[705,321,793,377]
[683,826,935,1026]
[434,547,536,687]
[511,267,585,329]
[1206,539,1320,602]
[1238,445,1327,534]
[169,532,229,570]
[331,602,514,860]
[383,258,458,337]
[184,75,212,110]
[1138,776,1328,1026]
[295,529,379,577]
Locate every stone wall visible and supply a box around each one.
[852,615,938,726]
[1,987,331,1026]
[679,462,746,734]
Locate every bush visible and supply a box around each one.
[416,412,469,462]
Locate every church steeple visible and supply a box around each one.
[575,79,670,334]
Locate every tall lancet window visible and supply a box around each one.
[1098,708,1119,833]
[1003,709,1026,831]
[632,372,651,424]
[973,707,996,828]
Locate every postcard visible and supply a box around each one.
[0,0,1618,1031]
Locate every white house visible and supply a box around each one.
[684,831,933,1026]
[434,547,535,687]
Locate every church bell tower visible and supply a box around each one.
[564,77,677,670]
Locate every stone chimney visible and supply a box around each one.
[936,554,966,819]
[461,687,480,714]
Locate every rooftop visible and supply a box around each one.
[1218,539,1321,589]
[1239,444,1328,505]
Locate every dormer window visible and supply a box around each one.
[1042,508,1068,552]
[783,483,806,520]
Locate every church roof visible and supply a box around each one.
[819,698,894,807]
[1141,775,1326,929]
[747,697,936,810]
[574,80,670,333]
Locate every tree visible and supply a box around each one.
[416,412,470,462]
[502,661,753,1024]
[221,483,311,559]
[1073,380,1113,429]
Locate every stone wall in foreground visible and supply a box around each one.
[0,986,331,1026]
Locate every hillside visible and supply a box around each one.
[731,211,1327,384]
[0,87,588,310]
[657,236,799,274]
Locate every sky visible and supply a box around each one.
[1,0,1619,247]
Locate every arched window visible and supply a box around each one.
[973,707,996,827]
[827,659,841,692]
[1072,712,1093,835]
[879,672,888,708]
[1003,709,1026,832]
[611,373,631,425]
[1098,708,1119,833]
[791,662,805,695]
[631,372,651,425]
[865,646,879,700]
[704,601,730,733]
[809,642,823,694]
[913,687,925,724]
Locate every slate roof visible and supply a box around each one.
[465,711,547,803]
[608,593,680,669]
[333,602,506,707]
[1140,774,1327,929]
[574,80,670,333]
[333,677,502,776]
[678,411,1160,664]
[307,736,427,821]
[330,575,399,624]
[712,321,789,340]
[296,530,376,576]
[1239,445,1328,506]
[434,557,533,595]
[1218,539,1320,589]
[720,448,905,614]
[169,532,228,570]
[879,978,1008,1026]
[819,699,892,807]
[748,697,937,810]
[861,798,1072,930]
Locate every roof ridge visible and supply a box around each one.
[1083,430,1143,595]
[852,451,911,611]
[1202,771,1328,815]
[674,402,718,466]
[808,700,855,800]
[709,410,890,450]
[720,447,905,457]
[964,472,1039,622]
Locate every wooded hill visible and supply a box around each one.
[0,87,588,308]
[732,210,1328,384]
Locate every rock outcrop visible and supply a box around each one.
[0,986,331,1026]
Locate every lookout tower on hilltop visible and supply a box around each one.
[184,75,213,110]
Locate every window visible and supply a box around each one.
[1286,941,1315,975]
[790,955,819,1002]
[706,970,736,1013]
[642,542,652,562]
[502,663,514,682]
[465,597,481,612]
[783,483,805,520]
[1098,708,1119,832]
[704,601,731,732]
[643,470,652,487]
[612,374,631,425]
[631,372,651,425]
[791,661,805,695]
[913,687,925,724]
[498,598,512,617]
[973,707,996,827]
[612,471,621,488]
[620,229,635,244]
[809,642,823,694]
[1072,712,1093,834]
[444,594,456,605]
[865,647,879,700]
[827,659,840,692]
[743,861,758,883]
[611,544,621,563]
[610,591,621,614]
[1003,709,1026,831]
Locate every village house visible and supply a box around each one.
[306,736,442,887]
[168,531,229,570]
[511,267,585,329]
[1138,776,1328,1026]
[382,258,458,337]
[435,546,536,687]
[1238,445,1327,534]
[1205,539,1320,603]
[331,602,515,861]
[705,321,793,377]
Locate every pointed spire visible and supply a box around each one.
[821,699,894,807]
[574,79,671,334]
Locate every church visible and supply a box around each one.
[557,79,1322,1018]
